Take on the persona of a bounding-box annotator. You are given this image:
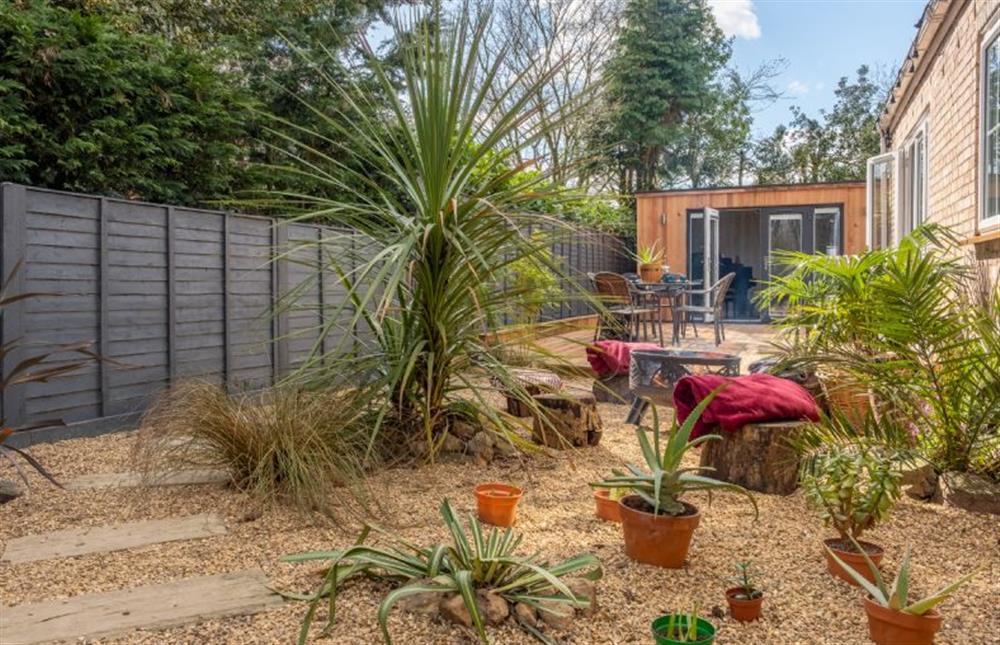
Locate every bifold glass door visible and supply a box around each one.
[765,212,803,318]
[687,208,719,312]
[866,152,896,250]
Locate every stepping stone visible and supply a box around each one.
[2,513,227,564]
[64,469,229,490]
[0,570,282,644]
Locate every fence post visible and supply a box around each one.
[98,197,111,416]
[223,213,232,392]
[166,206,177,382]
[1,184,27,428]
[272,222,289,382]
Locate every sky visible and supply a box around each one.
[709,0,926,136]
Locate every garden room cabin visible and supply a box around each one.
[635,181,867,321]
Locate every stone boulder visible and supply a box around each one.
[942,471,1000,515]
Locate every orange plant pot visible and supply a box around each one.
[639,263,662,284]
[618,495,700,568]
[725,588,764,622]
[824,538,884,586]
[594,489,622,523]
[864,597,941,645]
[474,483,523,527]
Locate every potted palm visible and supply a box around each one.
[591,393,757,568]
[800,442,902,585]
[724,561,764,622]
[632,242,665,283]
[827,536,980,645]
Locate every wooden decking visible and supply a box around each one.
[530,321,777,374]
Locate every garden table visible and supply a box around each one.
[625,348,741,424]
[632,281,689,346]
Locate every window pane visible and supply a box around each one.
[990,130,1000,220]
[815,210,840,255]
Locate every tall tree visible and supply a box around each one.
[753,125,794,184]
[475,0,621,189]
[597,0,729,195]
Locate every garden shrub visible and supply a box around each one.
[0,1,251,204]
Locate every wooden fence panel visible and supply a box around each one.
[1,183,630,445]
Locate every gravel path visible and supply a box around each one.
[2,397,998,645]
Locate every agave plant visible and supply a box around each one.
[282,498,601,644]
[631,241,663,265]
[591,393,758,517]
[826,536,980,616]
[249,0,601,464]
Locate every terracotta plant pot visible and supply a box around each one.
[725,587,763,622]
[819,370,872,424]
[864,597,941,645]
[474,483,523,527]
[593,489,622,523]
[618,495,699,568]
[651,614,716,645]
[639,263,663,284]
[824,538,884,586]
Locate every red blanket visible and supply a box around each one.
[673,373,819,439]
[586,340,662,376]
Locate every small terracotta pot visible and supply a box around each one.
[474,483,523,527]
[639,263,663,284]
[594,489,622,523]
[725,587,763,622]
[824,538,884,586]
[864,597,941,645]
[618,495,699,568]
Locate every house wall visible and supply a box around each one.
[886,0,1000,262]
[635,183,867,274]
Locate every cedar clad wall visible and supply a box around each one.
[635,183,867,274]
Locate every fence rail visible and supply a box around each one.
[1,183,630,445]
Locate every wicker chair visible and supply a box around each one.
[671,272,736,346]
[591,272,659,342]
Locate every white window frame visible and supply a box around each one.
[979,19,1000,231]
[813,206,842,255]
[866,151,898,249]
[898,117,928,237]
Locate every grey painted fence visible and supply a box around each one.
[1,183,630,445]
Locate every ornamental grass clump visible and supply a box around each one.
[135,381,371,514]
[282,498,602,644]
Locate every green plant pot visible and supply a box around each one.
[651,615,716,645]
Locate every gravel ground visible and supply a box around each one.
[2,394,999,645]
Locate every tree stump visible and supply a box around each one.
[491,369,563,417]
[698,421,805,495]
[532,389,603,448]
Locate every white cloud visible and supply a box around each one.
[708,0,761,40]
[787,80,810,95]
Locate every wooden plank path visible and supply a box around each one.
[1,513,227,564]
[0,570,283,644]
[63,468,229,490]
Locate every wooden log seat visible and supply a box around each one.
[698,420,806,495]
[531,389,603,448]
[491,368,563,417]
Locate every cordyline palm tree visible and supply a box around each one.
[258,1,599,462]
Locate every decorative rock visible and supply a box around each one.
[397,582,441,616]
[440,432,465,454]
[699,421,805,495]
[467,432,495,464]
[492,369,563,417]
[942,472,1000,515]
[565,578,598,616]
[901,464,941,502]
[513,602,539,628]
[439,594,472,627]
[476,589,510,625]
[0,479,24,504]
[536,598,574,629]
[592,374,632,405]
[531,389,603,449]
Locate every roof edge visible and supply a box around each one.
[635,180,865,197]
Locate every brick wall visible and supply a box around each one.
[889,0,1000,263]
